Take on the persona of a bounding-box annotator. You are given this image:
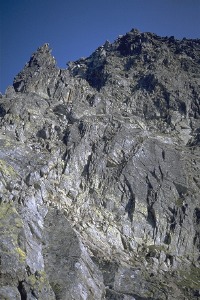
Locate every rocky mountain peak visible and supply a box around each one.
[0,29,200,299]
[13,43,58,97]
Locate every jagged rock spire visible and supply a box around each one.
[27,43,56,68]
[13,43,58,97]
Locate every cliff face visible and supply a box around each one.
[0,29,200,299]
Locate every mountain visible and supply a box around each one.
[0,28,200,299]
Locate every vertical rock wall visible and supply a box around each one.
[0,29,200,299]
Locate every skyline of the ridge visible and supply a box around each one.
[1,0,200,93]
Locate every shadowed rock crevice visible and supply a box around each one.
[17,281,27,300]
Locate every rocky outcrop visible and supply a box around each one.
[0,29,200,299]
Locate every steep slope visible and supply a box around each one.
[0,29,200,299]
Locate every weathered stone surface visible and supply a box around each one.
[0,29,200,299]
[43,208,104,300]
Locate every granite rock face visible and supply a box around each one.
[0,29,200,299]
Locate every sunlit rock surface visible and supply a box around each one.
[0,29,200,299]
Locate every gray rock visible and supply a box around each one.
[0,286,21,300]
[43,208,105,300]
[0,29,200,299]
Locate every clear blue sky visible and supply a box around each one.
[0,0,200,93]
